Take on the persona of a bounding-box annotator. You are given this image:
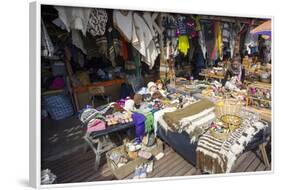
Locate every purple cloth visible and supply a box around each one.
[49,77,64,90]
[132,113,146,143]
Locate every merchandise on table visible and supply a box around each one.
[163,99,216,143]
[196,110,268,174]
[105,111,133,126]
[247,82,271,109]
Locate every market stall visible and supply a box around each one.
[40,5,272,183]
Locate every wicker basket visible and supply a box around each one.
[215,99,243,131]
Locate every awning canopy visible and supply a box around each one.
[250,20,271,37]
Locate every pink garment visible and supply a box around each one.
[49,77,64,90]
[87,119,106,132]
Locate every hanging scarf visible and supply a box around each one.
[178,35,190,56]
[87,9,108,37]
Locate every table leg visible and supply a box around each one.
[259,143,270,169]
[84,134,116,171]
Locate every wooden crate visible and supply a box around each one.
[247,81,271,109]
[106,139,163,179]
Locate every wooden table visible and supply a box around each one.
[199,73,224,82]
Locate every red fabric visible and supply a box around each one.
[121,36,129,61]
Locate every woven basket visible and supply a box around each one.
[215,99,243,131]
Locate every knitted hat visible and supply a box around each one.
[147,81,157,91]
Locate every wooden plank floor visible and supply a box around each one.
[43,143,271,184]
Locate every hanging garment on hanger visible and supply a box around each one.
[178,35,190,56]
[176,15,188,35]
[198,24,207,59]
[113,10,139,45]
[143,12,161,54]
[222,23,230,43]
[133,13,158,68]
[186,17,198,38]
[107,27,121,67]
[55,6,91,36]
[87,9,108,37]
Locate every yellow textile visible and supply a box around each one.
[216,23,222,59]
[178,35,190,56]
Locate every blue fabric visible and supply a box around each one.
[176,17,187,35]
[43,95,74,120]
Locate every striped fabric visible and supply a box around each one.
[196,113,268,173]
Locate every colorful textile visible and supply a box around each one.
[49,77,64,90]
[120,36,129,60]
[87,119,106,132]
[178,35,190,56]
[144,112,154,133]
[176,16,187,35]
[43,95,74,120]
[132,113,146,143]
[209,22,223,62]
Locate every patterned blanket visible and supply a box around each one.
[162,99,216,142]
[196,111,268,173]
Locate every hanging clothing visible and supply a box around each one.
[41,19,54,57]
[217,22,223,59]
[130,45,142,78]
[210,22,222,62]
[244,27,258,54]
[186,17,198,38]
[72,30,87,54]
[87,9,108,37]
[133,13,158,68]
[107,26,121,67]
[193,16,201,31]
[113,10,139,44]
[84,35,99,59]
[55,6,91,36]
[222,23,230,43]
[178,35,190,56]
[202,21,215,65]
[120,36,129,61]
[143,12,161,54]
[229,23,236,58]
[198,30,207,59]
[176,16,188,35]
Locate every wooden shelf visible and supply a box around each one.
[248,97,271,102]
